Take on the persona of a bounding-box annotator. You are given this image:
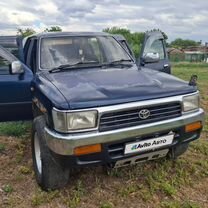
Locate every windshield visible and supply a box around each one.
[40,36,132,69]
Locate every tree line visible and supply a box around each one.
[18,26,201,57]
[17,26,62,37]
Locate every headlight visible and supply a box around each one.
[67,111,97,131]
[183,93,199,112]
[52,109,98,132]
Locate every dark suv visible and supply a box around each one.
[0,31,204,190]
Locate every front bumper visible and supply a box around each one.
[45,108,204,156]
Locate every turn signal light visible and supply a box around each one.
[74,144,101,156]
[185,121,202,133]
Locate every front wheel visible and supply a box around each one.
[32,116,69,191]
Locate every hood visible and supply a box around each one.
[42,65,196,109]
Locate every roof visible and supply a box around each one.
[0,36,18,48]
[31,32,110,38]
[167,48,184,54]
[22,32,114,48]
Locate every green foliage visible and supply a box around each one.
[0,122,31,137]
[100,202,114,208]
[62,180,85,208]
[17,28,36,37]
[103,27,131,36]
[118,184,138,197]
[19,165,32,175]
[151,28,168,40]
[0,143,6,152]
[170,38,201,48]
[31,189,60,206]
[3,184,13,193]
[161,200,201,208]
[160,182,176,196]
[44,26,62,32]
[17,26,62,37]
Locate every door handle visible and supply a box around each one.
[164,64,169,68]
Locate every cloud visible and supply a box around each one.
[0,0,207,42]
[36,0,58,15]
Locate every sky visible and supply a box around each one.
[0,0,208,43]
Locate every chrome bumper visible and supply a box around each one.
[45,108,204,155]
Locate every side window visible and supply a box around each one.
[143,39,165,60]
[0,55,10,75]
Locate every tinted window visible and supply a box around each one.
[143,39,165,59]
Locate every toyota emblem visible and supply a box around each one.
[138,109,150,119]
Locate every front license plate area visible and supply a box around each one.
[124,134,174,155]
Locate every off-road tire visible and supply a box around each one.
[31,116,69,191]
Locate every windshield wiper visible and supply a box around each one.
[102,59,133,68]
[49,61,99,73]
[109,59,133,64]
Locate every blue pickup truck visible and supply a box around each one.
[0,31,204,190]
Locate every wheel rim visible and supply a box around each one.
[34,132,42,175]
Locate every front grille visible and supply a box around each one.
[99,102,181,132]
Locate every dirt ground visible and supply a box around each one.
[0,135,208,208]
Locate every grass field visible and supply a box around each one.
[0,63,207,208]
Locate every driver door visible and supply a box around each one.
[0,45,33,121]
[139,31,171,74]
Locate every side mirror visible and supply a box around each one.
[10,61,24,74]
[142,52,160,64]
